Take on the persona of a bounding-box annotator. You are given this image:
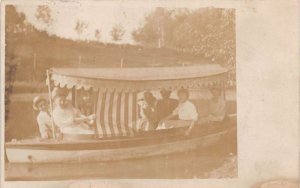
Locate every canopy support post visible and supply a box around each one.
[46,69,56,139]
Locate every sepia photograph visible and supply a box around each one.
[3,1,237,181]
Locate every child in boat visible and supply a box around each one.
[52,87,96,135]
[33,96,54,139]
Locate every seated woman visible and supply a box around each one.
[33,96,56,139]
[52,87,95,135]
[159,88,198,135]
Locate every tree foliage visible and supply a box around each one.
[74,20,88,39]
[35,5,53,28]
[132,8,235,69]
[5,5,27,34]
[110,24,125,42]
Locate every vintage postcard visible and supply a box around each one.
[1,0,298,188]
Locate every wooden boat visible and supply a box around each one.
[5,64,236,163]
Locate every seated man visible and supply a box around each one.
[159,88,198,135]
[156,89,178,121]
[33,96,55,139]
[52,87,95,135]
[207,88,226,122]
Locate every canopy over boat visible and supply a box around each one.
[50,64,228,92]
[47,64,228,138]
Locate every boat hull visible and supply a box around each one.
[6,121,236,163]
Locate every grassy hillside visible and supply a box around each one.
[6,34,216,93]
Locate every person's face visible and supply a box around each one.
[160,90,171,99]
[37,100,48,112]
[55,96,68,109]
[178,93,188,103]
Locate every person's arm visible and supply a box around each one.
[37,116,49,139]
[74,116,96,124]
[159,105,179,124]
[73,107,90,123]
[184,120,195,136]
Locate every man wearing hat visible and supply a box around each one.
[52,87,95,135]
[33,96,53,139]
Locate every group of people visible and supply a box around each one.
[137,88,226,134]
[33,87,95,139]
[33,87,226,139]
[137,88,198,131]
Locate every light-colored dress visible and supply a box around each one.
[37,111,53,139]
[53,104,94,135]
[172,100,198,121]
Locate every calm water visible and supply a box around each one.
[5,93,237,180]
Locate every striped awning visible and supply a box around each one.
[95,91,138,137]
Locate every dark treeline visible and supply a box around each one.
[132,7,236,70]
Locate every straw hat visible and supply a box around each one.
[33,96,47,111]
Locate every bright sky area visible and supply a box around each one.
[15,0,208,44]
[16,1,157,44]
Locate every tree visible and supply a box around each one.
[35,5,53,30]
[132,8,189,48]
[132,8,235,64]
[110,24,125,42]
[74,20,88,40]
[6,5,27,34]
[132,8,236,84]
[94,29,101,42]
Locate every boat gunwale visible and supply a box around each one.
[5,123,236,150]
